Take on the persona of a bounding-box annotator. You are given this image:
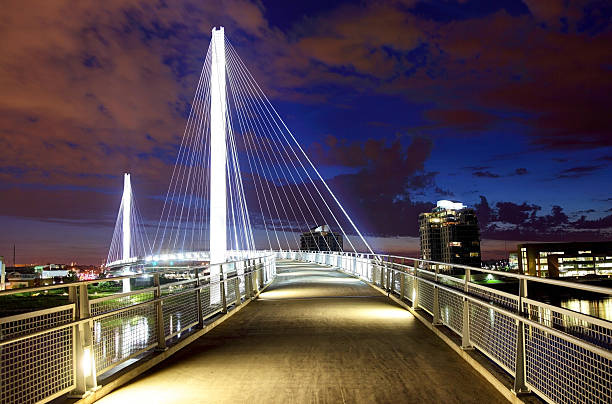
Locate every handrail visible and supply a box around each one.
[0,267,261,347]
[0,253,276,297]
[286,250,612,296]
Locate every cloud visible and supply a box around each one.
[574,209,596,214]
[558,165,603,178]
[314,136,438,236]
[434,186,454,197]
[514,168,528,175]
[475,196,612,241]
[2,0,610,193]
[463,166,492,170]
[424,108,495,131]
[473,171,501,178]
[1,0,610,261]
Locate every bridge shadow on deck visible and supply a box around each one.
[96,260,505,404]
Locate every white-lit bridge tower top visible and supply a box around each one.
[122,173,132,293]
[122,173,131,262]
[210,26,227,265]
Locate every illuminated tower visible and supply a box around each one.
[122,173,132,292]
[210,26,227,266]
[419,200,481,270]
[209,27,227,303]
[122,173,132,263]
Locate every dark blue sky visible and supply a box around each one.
[0,0,610,263]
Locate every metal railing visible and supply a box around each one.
[0,254,276,404]
[280,250,612,404]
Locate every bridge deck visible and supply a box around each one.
[97,260,505,403]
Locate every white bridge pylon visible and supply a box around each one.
[209,26,228,303]
[122,173,132,292]
[106,173,152,292]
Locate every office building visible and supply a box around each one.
[300,225,343,252]
[419,200,481,269]
[517,241,612,277]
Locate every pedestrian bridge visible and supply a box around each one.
[94,260,505,403]
[2,251,611,404]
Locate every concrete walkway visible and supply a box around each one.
[97,260,506,403]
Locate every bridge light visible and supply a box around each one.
[82,346,94,378]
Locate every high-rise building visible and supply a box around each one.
[300,225,343,252]
[419,200,481,269]
[517,241,612,278]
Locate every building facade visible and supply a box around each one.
[419,200,481,269]
[517,241,612,278]
[300,225,343,252]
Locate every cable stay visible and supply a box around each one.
[113,27,374,270]
[106,173,152,267]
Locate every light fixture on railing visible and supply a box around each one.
[82,346,95,378]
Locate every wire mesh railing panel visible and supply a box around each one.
[417,270,436,282]
[468,283,519,312]
[225,280,237,305]
[393,273,401,295]
[0,306,75,404]
[469,300,517,375]
[92,303,157,374]
[418,279,434,315]
[523,299,612,350]
[90,290,155,317]
[403,273,414,302]
[200,285,223,320]
[163,290,199,339]
[370,266,379,286]
[525,323,612,404]
[235,278,242,303]
[437,274,464,291]
[239,275,247,299]
[437,288,463,335]
[0,304,73,339]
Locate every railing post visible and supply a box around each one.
[154,273,167,351]
[433,265,441,324]
[195,268,203,328]
[259,257,266,284]
[513,277,530,394]
[252,261,259,294]
[386,267,391,292]
[234,276,241,306]
[461,267,473,349]
[400,272,406,300]
[245,260,252,300]
[412,260,419,310]
[433,286,442,325]
[72,283,97,396]
[248,269,254,297]
[221,266,228,313]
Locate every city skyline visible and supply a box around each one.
[1,0,611,264]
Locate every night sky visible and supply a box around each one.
[1,0,611,264]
